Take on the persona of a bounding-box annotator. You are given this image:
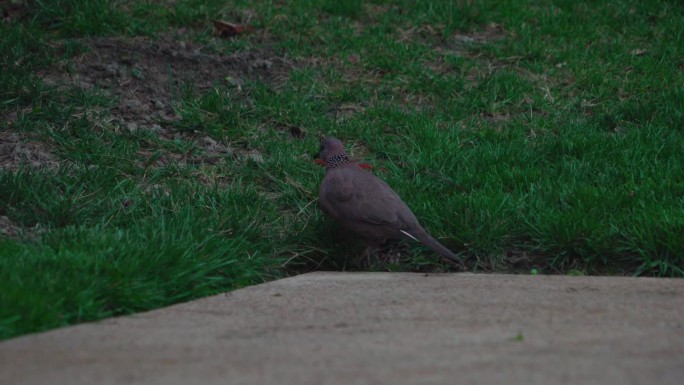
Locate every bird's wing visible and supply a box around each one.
[321,167,413,228]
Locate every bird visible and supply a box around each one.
[316,137,463,267]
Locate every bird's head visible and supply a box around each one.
[315,137,346,162]
[314,137,353,169]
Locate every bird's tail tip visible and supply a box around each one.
[403,230,464,267]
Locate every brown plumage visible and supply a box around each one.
[316,137,462,266]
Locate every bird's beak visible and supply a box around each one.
[313,148,325,166]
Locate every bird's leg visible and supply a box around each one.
[360,239,382,268]
[382,241,400,265]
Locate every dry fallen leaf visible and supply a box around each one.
[347,54,360,64]
[212,20,255,37]
[630,48,647,56]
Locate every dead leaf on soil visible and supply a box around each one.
[630,48,647,56]
[212,20,255,38]
[328,103,366,122]
[347,54,360,64]
[479,111,511,125]
[240,150,264,164]
[453,22,506,45]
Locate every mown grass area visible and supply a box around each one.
[1,0,683,339]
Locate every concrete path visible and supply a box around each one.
[1,272,683,385]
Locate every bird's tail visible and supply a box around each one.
[400,229,463,266]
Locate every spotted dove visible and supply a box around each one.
[316,137,462,266]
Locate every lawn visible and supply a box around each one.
[1,0,682,339]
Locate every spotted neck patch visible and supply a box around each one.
[325,152,352,169]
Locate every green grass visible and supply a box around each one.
[1,0,683,339]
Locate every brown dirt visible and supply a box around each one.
[0,131,53,238]
[23,32,300,171]
[41,34,292,134]
[3,23,513,172]
[0,131,58,171]
[2,32,300,201]
[0,215,21,238]
[0,214,42,240]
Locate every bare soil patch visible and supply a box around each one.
[0,215,28,239]
[0,131,57,171]
[28,33,299,169]
[42,34,292,133]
